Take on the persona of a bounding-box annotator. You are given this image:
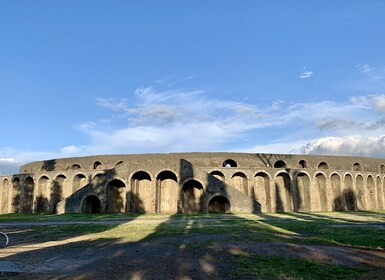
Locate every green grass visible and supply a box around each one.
[2,211,384,279]
[229,252,368,280]
[2,211,384,249]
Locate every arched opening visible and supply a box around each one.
[377,176,383,209]
[254,172,270,213]
[1,179,10,213]
[82,195,101,214]
[22,177,34,213]
[73,174,87,193]
[156,171,178,213]
[36,176,49,213]
[295,173,310,212]
[380,164,385,173]
[355,175,366,210]
[51,175,65,213]
[210,171,225,182]
[223,159,237,168]
[367,175,376,210]
[315,173,327,211]
[274,160,286,169]
[231,172,248,195]
[12,178,21,213]
[93,161,102,170]
[331,174,344,211]
[71,164,81,171]
[274,173,292,212]
[298,160,307,168]
[208,196,230,213]
[107,179,126,213]
[352,163,362,171]
[343,174,356,211]
[181,180,203,214]
[318,162,329,170]
[131,171,153,213]
[93,173,104,182]
[115,161,124,168]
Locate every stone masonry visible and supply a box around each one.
[0,152,384,214]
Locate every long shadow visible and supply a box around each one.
[0,158,256,279]
[3,157,384,279]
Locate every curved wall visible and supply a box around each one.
[0,152,384,214]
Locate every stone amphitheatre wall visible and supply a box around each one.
[0,153,385,214]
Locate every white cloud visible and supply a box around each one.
[3,86,385,176]
[356,64,373,73]
[0,158,20,175]
[302,135,385,158]
[77,89,385,156]
[299,71,313,79]
[372,95,385,113]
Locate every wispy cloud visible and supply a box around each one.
[66,89,385,155]
[3,84,385,174]
[299,70,313,79]
[356,64,373,73]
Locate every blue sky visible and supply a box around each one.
[1,1,385,174]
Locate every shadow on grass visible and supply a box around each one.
[2,212,385,279]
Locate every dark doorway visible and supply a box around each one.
[208,196,230,213]
[82,195,101,214]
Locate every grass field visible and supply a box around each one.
[1,211,384,279]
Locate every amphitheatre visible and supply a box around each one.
[1,152,385,215]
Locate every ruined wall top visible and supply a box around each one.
[16,152,385,174]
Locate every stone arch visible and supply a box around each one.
[315,173,327,212]
[93,173,104,182]
[210,170,225,182]
[1,179,10,213]
[12,177,21,213]
[380,164,385,173]
[298,160,307,168]
[93,161,102,170]
[107,179,126,213]
[156,170,178,213]
[181,180,203,214]
[352,163,362,171]
[71,164,81,170]
[208,195,230,213]
[131,171,153,213]
[355,175,366,210]
[295,172,311,212]
[330,173,344,211]
[36,176,50,213]
[367,175,376,210]
[230,172,248,195]
[82,195,101,214]
[22,177,34,213]
[377,176,384,209]
[343,174,356,211]
[318,162,329,170]
[274,172,292,212]
[223,159,237,168]
[115,161,124,168]
[254,172,271,213]
[274,160,286,169]
[51,175,66,213]
[73,174,87,193]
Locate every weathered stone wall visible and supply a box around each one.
[1,153,385,214]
